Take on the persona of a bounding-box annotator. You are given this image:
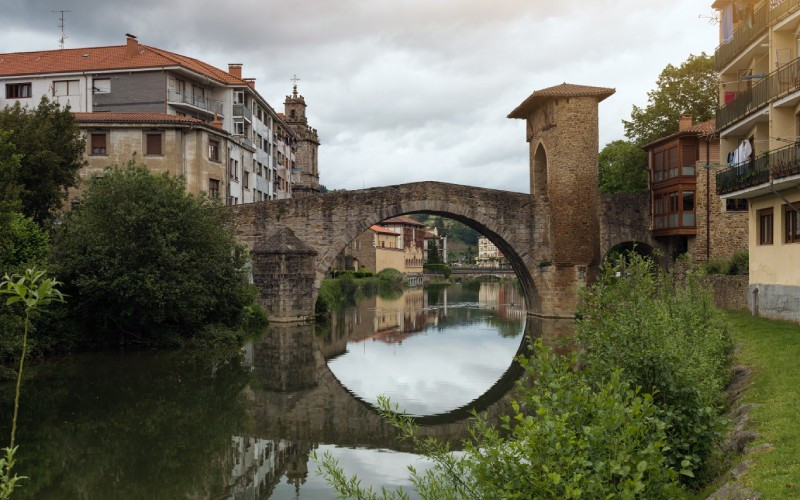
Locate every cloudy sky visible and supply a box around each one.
[1,0,719,193]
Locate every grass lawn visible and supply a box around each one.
[724,309,800,498]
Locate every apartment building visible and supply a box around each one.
[0,35,312,204]
[713,0,800,322]
[476,236,507,268]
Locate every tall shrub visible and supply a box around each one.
[50,163,251,344]
[577,254,733,482]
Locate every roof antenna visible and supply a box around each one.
[52,10,71,49]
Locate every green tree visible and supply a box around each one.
[0,97,85,223]
[50,162,252,344]
[427,240,442,264]
[598,140,648,194]
[623,53,716,146]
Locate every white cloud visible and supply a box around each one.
[0,0,720,191]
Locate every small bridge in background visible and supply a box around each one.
[448,267,517,281]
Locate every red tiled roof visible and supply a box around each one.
[0,42,247,86]
[370,225,400,236]
[381,215,426,227]
[643,118,717,149]
[73,112,207,124]
[508,83,616,119]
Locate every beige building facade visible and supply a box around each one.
[75,113,232,201]
[713,0,800,322]
[476,235,507,267]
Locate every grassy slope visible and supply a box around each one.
[725,309,800,497]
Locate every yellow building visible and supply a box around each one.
[713,0,800,322]
[344,225,404,274]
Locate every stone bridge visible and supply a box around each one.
[233,84,657,321]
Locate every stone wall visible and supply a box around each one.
[690,159,748,262]
[706,274,749,310]
[598,194,659,256]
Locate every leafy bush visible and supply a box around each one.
[0,212,48,273]
[728,251,749,275]
[318,343,682,499]
[50,163,252,345]
[423,263,451,278]
[702,251,748,276]
[578,253,732,484]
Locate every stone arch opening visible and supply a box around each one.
[532,142,548,201]
[314,202,541,315]
[602,241,655,264]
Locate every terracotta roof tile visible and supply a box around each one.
[508,83,616,119]
[73,112,208,125]
[381,216,426,227]
[0,43,247,86]
[643,118,717,149]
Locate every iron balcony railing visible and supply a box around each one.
[714,2,768,72]
[232,104,252,121]
[166,89,223,115]
[770,0,800,24]
[716,140,800,194]
[717,56,800,130]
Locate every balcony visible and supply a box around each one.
[717,141,800,195]
[232,104,252,122]
[166,89,223,116]
[714,2,768,72]
[717,56,800,131]
[771,0,800,25]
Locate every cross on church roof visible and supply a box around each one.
[290,74,300,97]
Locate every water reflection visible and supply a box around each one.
[0,281,574,499]
[325,284,526,416]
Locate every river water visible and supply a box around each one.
[1,281,571,499]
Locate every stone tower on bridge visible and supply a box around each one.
[234,82,619,322]
[508,83,615,313]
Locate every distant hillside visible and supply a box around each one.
[409,214,479,263]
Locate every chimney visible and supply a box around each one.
[244,78,256,89]
[125,34,139,57]
[228,64,242,79]
[679,114,693,131]
[211,112,223,129]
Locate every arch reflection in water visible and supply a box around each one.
[323,282,526,416]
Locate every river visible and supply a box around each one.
[1,281,571,499]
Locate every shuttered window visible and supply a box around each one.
[91,133,107,155]
[146,133,162,156]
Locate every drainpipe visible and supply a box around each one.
[706,136,711,261]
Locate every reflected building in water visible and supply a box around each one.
[226,437,316,500]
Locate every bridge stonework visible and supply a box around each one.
[234,84,628,321]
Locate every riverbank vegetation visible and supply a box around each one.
[1,161,266,362]
[316,269,405,318]
[318,253,735,497]
[50,163,258,346]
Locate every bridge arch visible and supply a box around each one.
[317,200,540,314]
[233,182,544,321]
